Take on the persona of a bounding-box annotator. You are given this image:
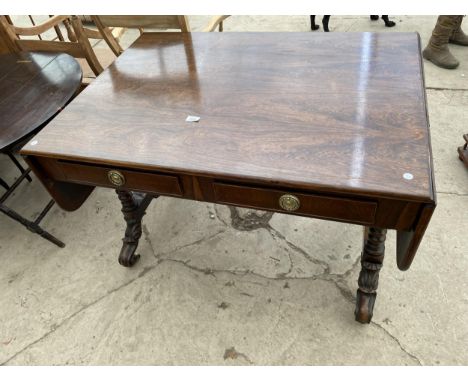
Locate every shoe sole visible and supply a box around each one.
[449,39,468,46]
[422,51,459,69]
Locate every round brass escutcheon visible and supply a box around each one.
[279,194,300,211]
[108,170,125,187]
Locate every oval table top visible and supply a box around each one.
[0,51,82,151]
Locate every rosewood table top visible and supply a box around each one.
[22,32,434,202]
[21,32,436,324]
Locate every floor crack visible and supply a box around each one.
[158,254,361,308]
[155,229,226,259]
[426,87,468,91]
[142,223,158,260]
[371,322,423,365]
[2,216,392,365]
[1,263,158,365]
[437,191,468,197]
[344,19,359,32]
[159,253,420,364]
[2,245,405,366]
[154,222,361,302]
[267,226,331,273]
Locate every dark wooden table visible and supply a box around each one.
[0,52,82,152]
[21,33,436,323]
[1,51,82,246]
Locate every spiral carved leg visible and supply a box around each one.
[116,190,153,267]
[355,226,387,324]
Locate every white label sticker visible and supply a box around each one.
[186,115,200,122]
[403,173,414,180]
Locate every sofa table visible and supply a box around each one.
[21,32,436,323]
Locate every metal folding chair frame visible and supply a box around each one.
[0,153,65,247]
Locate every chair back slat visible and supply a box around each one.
[16,39,85,58]
[10,15,69,36]
[95,15,190,31]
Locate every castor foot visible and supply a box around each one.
[355,289,376,323]
[118,242,140,267]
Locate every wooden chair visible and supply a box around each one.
[0,18,17,53]
[91,16,190,56]
[61,17,126,48]
[203,15,231,32]
[92,15,231,57]
[0,15,103,75]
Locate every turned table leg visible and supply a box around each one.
[355,226,387,324]
[116,190,154,267]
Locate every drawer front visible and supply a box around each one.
[56,160,183,196]
[213,183,376,225]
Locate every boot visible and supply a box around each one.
[449,16,468,46]
[423,16,460,69]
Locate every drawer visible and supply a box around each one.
[55,160,183,196]
[213,183,377,225]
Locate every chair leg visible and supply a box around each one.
[0,159,64,247]
[91,16,123,57]
[0,202,65,247]
[70,16,104,76]
[0,177,9,191]
[7,153,32,182]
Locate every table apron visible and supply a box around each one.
[25,156,427,232]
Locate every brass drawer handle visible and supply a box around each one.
[279,194,300,211]
[108,170,125,187]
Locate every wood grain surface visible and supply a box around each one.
[0,51,82,151]
[21,32,435,203]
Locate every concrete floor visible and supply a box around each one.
[0,15,467,365]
